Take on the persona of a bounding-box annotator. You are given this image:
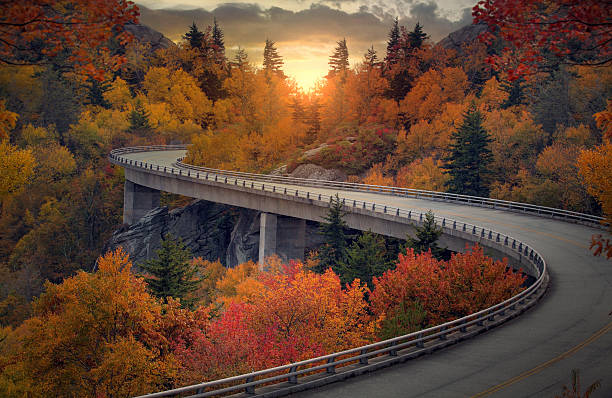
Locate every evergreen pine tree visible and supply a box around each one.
[305,99,321,144]
[342,231,390,287]
[404,210,446,259]
[500,77,525,108]
[128,100,152,134]
[443,105,493,197]
[328,38,349,77]
[315,194,349,275]
[289,97,306,123]
[183,22,205,49]
[408,22,429,49]
[84,78,110,108]
[364,45,379,69]
[386,17,400,64]
[263,39,284,76]
[141,234,200,308]
[212,17,225,62]
[232,46,249,70]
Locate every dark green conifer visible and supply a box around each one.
[315,194,349,275]
[405,210,446,259]
[386,17,400,63]
[141,234,200,308]
[183,22,205,49]
[212,18,225,61]
[128,100,152,134]
[263,39,284,77]
[342,231,390,287]
[328,38,349,77]
[408,22,429,49]
[443,105,493,197]
[84,78,110,108]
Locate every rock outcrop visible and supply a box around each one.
[290,164,347,182]
[437,23,488,53]
[106,200,326,269]
[124,23,175,52]
[106,200,235,268]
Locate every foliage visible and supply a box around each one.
[315,194,350,275]
[263,39,284,77]
[578,141,612,258]
[342,231,391,287]
[0,0,139,80]
[0,141,35,202]
[555,369,601,398]
[141,234,201,307]
[474,0,612,80]
[0,249,179,398]
[405,210,446,259]
[370,245,525,333]
[444,105,493,197]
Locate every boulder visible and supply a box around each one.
[290,164,347,182]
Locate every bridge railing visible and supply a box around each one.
[109,146,550,398]
[108,145,606,229]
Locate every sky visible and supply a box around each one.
[136,0,476,90]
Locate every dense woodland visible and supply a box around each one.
[0,0,611,396]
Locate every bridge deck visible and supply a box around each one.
[118,149,612,397]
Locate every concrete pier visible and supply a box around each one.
[259,212,277,265]
[123,180,160,225]
[259,213,306,265]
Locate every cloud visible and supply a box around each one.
[136,2,472,88]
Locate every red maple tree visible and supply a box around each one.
[473,0,612,80]
[0,0,140,80]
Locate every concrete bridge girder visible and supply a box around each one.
[122,168,533,274]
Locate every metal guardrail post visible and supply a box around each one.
[245,376,255,394]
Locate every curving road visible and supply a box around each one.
[113,149,612,397]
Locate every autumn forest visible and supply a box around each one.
[0,0,611,397]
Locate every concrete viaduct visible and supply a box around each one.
[110,146,612,397]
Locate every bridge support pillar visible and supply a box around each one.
[123,180,160,225]
[259,213,277,265]
[259,214,306,266]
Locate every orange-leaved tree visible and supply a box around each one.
[473,0,612,80]
[174,261,376,382]
[370,246,525,337]
[0,249,180,397]
[0,0,139,80]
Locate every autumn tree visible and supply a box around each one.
[578,123,612,258]
[315,195,350,274]
[0,249,179,397]
[0,0,139,80]
[141,234,201,307]
[474,0,612,80]
[370,245,525,331]
[444,105,493,197]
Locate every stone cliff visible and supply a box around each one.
[106,200,325,268]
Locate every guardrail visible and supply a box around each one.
[110,145,606,229]
[109,145,551,398]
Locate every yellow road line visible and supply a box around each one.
[471,321,612,397]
